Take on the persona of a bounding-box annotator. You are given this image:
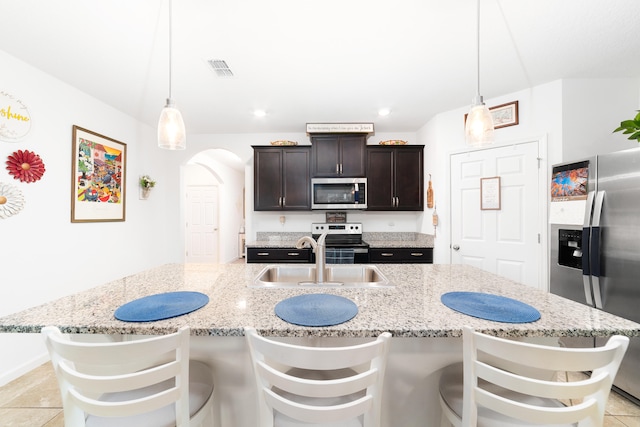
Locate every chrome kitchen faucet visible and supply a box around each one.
[296,232,328,283]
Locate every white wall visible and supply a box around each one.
[0,50,183,383]
[562,78,640,158]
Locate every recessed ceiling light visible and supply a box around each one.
[253,109,267,117]
[378,108,391,117]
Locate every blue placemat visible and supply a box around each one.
[275,294,358,327]
[114,291,209,322]
[441,292,540,323]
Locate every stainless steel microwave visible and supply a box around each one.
[311,177,367,210]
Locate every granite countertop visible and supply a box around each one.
[1,263,639,339]
[246,232,434,249]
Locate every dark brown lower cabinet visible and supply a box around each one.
[369,248,433,263]
[246,248,312,263]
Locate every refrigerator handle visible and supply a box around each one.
[590,190,605,309]
[582,191,595,306]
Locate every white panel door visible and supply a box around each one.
[450,142,540,288]
[186,185,219,263]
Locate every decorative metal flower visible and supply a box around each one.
[0,182,25,219]
[6,149,46,183]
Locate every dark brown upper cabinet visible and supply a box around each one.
[366,145,424,211]
[253,146,311,211]
[311,134,367,177]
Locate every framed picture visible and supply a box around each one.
[463,100,519,130]
[71,125,126,222]
[480,176,501,210]
[490,101,519,129]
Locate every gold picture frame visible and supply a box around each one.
[71,125,126,222]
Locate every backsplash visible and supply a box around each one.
[255,231,432,243]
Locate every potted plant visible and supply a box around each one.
[613,110,640,142]
[139,175,156,199]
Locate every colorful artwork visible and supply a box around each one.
[75,138,122,204]
[71,126,126,222]
[551,166,588,201]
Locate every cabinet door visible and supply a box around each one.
[311,135,341,177]
[339,135,366,177]
[394,146,424,210]
[366,147,395,210]
[254,148,283,210]
[282,147,311,210]
[311,134,366,177]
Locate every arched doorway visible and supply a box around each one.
[185,149,244,263]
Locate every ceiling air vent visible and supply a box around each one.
[207,59,234,77]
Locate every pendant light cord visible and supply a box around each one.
[475,0,481,99]
[168,0,173,101]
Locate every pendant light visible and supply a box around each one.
[465,0,494,147]
[158,0,186,150]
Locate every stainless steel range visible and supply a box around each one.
[311,222,369,264]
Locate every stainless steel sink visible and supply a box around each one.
[250,264,393,288]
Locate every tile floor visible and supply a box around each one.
[1,362,640,426]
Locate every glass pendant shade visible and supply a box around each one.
[465,96,494,146]
[465,0,494,147]
[158,99,186,150]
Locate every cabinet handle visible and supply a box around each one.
[411,253,424,257]
[257,252,270,256]
[278,197,283,207]
[282,197,285,207]
[340,164,343,174]
[381,253,394,257]
[336,164,340,174]
[287,252,300,256]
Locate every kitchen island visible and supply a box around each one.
[1,263,639,426]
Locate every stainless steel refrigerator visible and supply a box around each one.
[550,147,640,403]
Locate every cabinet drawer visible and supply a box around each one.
[369,248,433,264]
[246,248,312,263]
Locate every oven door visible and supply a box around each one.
[311,247,369,264]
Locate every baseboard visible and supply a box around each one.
[0,352,49,386]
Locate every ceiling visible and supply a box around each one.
[1,0,639,135]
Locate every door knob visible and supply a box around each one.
[452,244,460,251]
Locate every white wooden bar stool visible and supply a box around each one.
[42,325,215,427]
[439,326,629,427]
[245,326,391,427]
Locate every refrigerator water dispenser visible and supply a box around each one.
[557,228,583,269]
